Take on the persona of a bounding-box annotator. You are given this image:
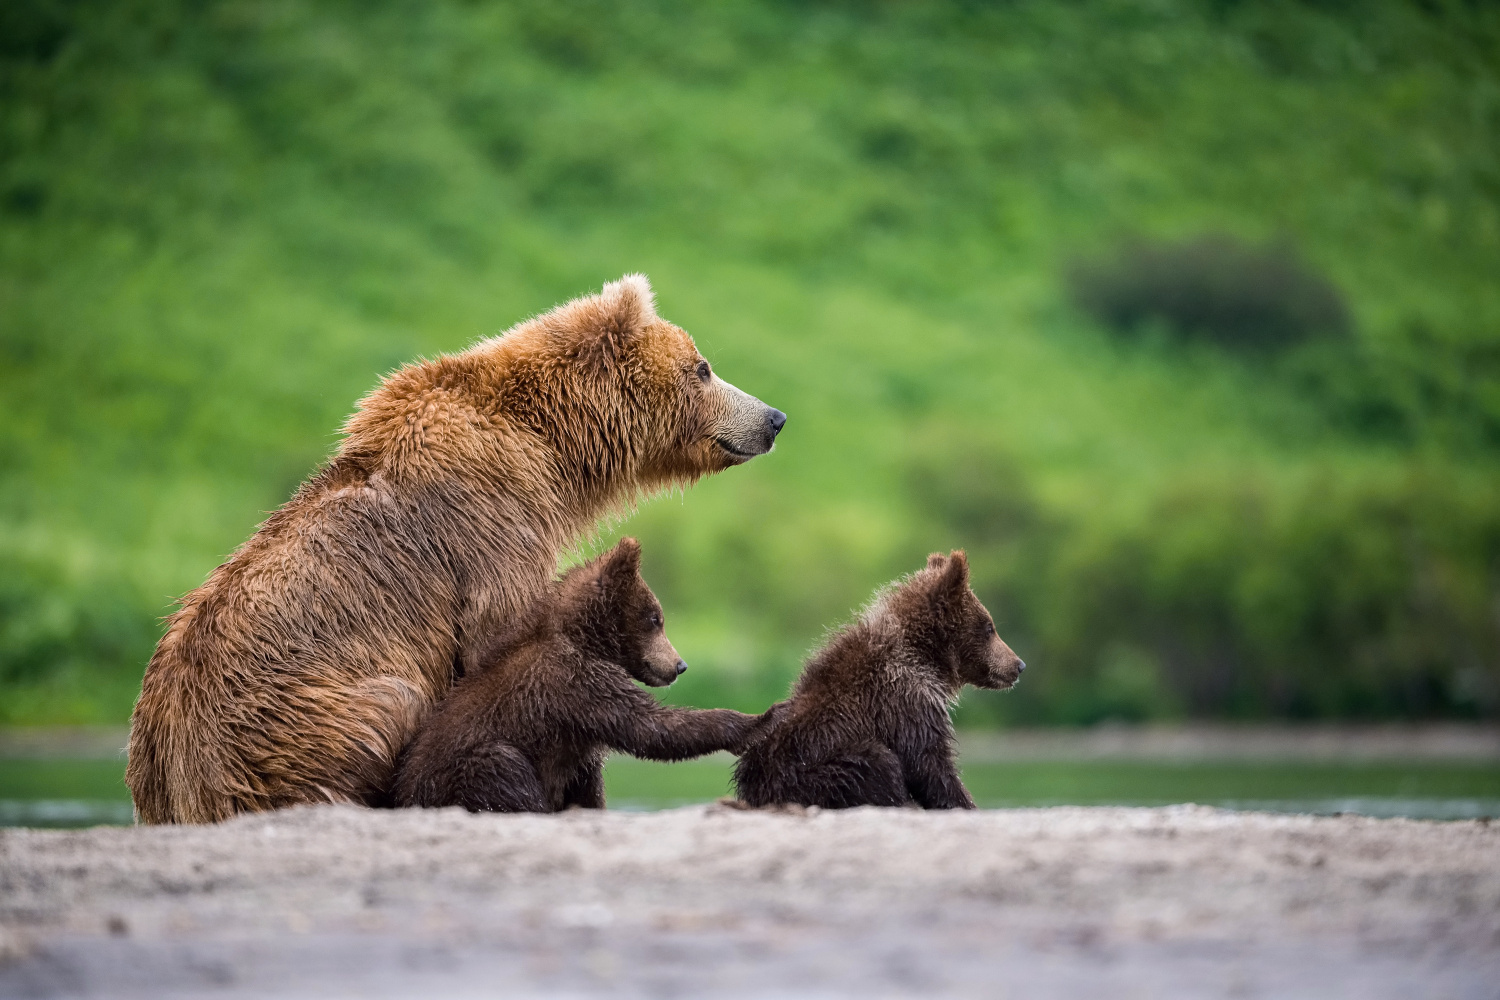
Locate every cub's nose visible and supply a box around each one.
[766,409,787,438]
[675,660,688,675]
[1016,659,1026,673]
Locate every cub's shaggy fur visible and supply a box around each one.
[127,276,785,824]
[394,538,768,812]
[734,552,1023,810]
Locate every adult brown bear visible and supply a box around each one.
[126,276,785,824]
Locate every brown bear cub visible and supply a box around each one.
[395,538,769,812]
[734,551,1024,810]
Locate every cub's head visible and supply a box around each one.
[563,537,686,687]
[892,551,1025,692]
[503,275,785,490]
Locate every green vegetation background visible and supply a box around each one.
[2,0,1499,726]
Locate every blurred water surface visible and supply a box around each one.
[4,727,1495,827]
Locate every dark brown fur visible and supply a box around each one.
[734,552,1024,810]
[127,276,785,824]
[394,538,767,812]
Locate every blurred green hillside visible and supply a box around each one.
[2,0,1499,725]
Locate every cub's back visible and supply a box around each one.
[416,640,568,756]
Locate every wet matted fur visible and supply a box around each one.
[394,538,771,812]
[734,552,1024,810]
[127,276,785,824]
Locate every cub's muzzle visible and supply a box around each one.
[986,643,1026,690]
[641,632,686,687]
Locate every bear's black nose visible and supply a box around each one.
[676,660,688,675]
[1016,659,1026,673]
[767,409,787,438]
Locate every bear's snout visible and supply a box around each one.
[637,632,687,687]
[710,378,785,461]
[983,638,1026,690]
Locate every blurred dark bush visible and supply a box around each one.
[1068,234,1352,352]
[1287,322,1500,453]
[919,440,1500,727]
[0,553,160,723]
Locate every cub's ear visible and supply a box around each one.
[926,552,948,570]
[598,537,643,589]
[932,549,969,600]
[590,274,658,362]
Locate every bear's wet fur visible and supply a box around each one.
[394,538,771,812]
[127,276,785,823]
[734,551,1024,810]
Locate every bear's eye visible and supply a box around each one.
[984,621,996,637]
[649,610,663,629]
[695,360,711,383]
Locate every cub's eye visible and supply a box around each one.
[649,611,663,629]
[695,360,711,383]
[984,621,996,636]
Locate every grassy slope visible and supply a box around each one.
[1,0,1498,723]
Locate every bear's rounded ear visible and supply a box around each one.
[926,552,947,570]
[603,274,656,321]
[934,549,969,598]
[603,537,642,577]
[592,274,658,362]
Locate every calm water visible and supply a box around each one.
[5,758,1494,827]
[605,756,1500,819]
[9,756,1495,827]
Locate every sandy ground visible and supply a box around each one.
[1,804,1497,999]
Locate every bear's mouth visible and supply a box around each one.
[976,670,1022,691]
[712,437,760,460]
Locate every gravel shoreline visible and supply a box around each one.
[2,803,1497,998]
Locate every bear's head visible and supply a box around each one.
[562,537,686,687]
[501,274,786,492]
[892,551,1025,692]
[340,276,783,502]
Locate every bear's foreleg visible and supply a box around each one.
[560,755,607,810]
[895,738,975,810]
[603,702,763,762]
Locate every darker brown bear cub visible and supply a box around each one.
[395,538,768,812]
[734,551,1024,810]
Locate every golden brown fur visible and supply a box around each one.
[127,276,785,824]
